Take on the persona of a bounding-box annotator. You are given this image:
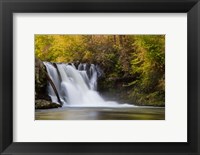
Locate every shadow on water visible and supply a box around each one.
[35,107,165,120]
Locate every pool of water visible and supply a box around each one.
[35,107,165,120]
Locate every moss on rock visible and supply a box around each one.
[35,99,61,109]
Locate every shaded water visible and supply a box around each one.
[35,107,165,120]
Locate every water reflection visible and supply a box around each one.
[35,107,165,120]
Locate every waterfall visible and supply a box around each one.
[43,62,133,107]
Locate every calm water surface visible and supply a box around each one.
[35,107,165,120]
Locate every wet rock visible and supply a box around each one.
[35,99,61,109]
[35,58,49,100]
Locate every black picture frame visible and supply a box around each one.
[0,0,200,154]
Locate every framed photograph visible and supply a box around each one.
[35,34,165,121]
[0,0,200,154]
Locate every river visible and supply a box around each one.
[35,107,165,120]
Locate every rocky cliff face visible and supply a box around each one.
[35,58,48,100]
[35,58,61,109]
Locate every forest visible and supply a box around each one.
[35,35,165,107]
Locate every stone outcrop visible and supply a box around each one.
[35,58,61,109]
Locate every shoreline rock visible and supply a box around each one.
[35,99,61,109]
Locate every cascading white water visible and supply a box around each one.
[44,62,61,104]
[43,62,133,107]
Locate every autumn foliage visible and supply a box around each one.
[35,35,165,106]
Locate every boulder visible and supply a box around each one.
[35,58,50,100]
[35,99,61,109]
